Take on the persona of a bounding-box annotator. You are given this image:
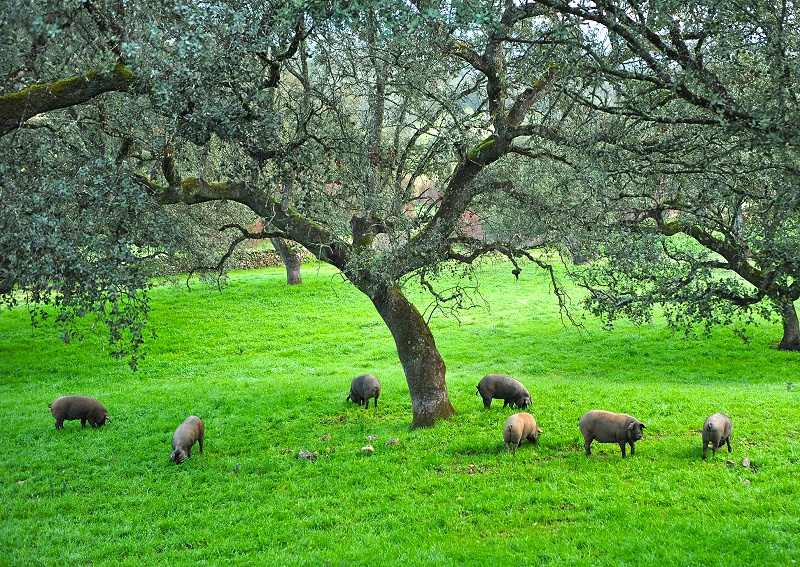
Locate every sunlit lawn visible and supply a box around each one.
[1,259,798,566]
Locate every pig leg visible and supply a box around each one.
[584,439,593,456]
[81,418,87,428]
[619,441,627,457]
[725,436,732,453]
[628,441,635,456]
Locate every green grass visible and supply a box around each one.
[1,259,799,566]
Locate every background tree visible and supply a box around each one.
[531,0,800,350]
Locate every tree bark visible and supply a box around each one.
[270,237,303,285]
[369,283,455,428]
[0,64,136,137]
[777,300,800,351]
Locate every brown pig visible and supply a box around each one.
[476,374,532,409]
[170,416,205,464]
[346,374,381,409]
[702,413,732,459]
[503,412,543,454]
[49,395,111,429]
[578,409,645,458]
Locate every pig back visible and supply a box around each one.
[352,374,380,398]
[50,395,108,422]
[479,374,529,401]
[172,416,204,449]
[702,413,732,442]
[579,410,641,443]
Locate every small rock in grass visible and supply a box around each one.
[361,445,375,454]
[742,479,751,486]
[385,437,399,446]
[319,433,331,442]
[726,460,736,468]
[742,457,751,468]
[365,434,378,441]
[297,450,318,461]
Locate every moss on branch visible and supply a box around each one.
[0,64,136,137]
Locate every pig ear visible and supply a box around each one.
[640,423,646,429]
[536,426,543,433]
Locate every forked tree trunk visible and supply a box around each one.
[270,237,303,286]
[777,300,800,351]
[369,283,455,428]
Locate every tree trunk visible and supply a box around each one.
[777,300,800,351]
[565,233,590,265]
[369,283,455,428]
[270,237,303,285]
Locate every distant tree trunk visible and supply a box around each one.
[565,233,590,265]
[369,283,455,428]
[0,259,13,294]
[777,300,800,351]
[270,237,303,285]
[0,277,13,295]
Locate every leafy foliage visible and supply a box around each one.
[519,0,800,348]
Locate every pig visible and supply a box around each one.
[170,416,205,464]
[702,412,732,459]
[503,412,543,454]
[578,409,645,458]
[476,374,531,409]
[346,374,381,409]
[49,395,111,429]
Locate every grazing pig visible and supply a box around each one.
[503,412,543,454]
[579,409,646,458]
[170,416,205,464]
[476,374,531,409]
[346,374,381,409]
[49,395,111,429]
[702,413,732,459]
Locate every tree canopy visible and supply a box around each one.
[523,0,800,349]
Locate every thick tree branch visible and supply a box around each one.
[0,64,136,138]
[652,215,766,291]
[134,173,350,270]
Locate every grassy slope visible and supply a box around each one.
[1,260,798,566]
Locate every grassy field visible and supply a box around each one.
[1,259,799,566]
